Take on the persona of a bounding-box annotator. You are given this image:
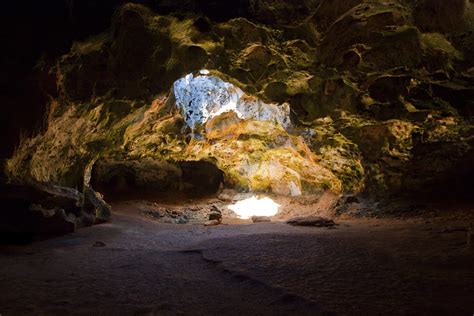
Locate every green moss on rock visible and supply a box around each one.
[7,1,474,199]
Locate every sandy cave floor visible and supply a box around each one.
[1,198,474,315]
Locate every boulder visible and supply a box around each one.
[204,220,220,226]
[0,181,82,240]
[286,216,336,227]
[251,216,271,223]
[82,158,111,223]
[208,205,222,223]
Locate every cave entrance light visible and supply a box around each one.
[173,70,291,131]
[228,196,280,219]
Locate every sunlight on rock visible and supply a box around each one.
[228,196,280,219]
[173,71,291,130]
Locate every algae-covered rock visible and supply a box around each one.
[6,1,474,204]
[303,119,365,192]
[319,3,415,70]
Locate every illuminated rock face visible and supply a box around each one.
[173,72,291,130]
[8,3,474,201]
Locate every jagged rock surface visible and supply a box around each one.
[6,0,474,203]
[0,179,111,239]
[174,72,291,130]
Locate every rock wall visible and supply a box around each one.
[5,0,474,201]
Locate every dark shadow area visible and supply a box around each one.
[0,198,34,245]
[0,199,75,245]
[0,0,121,158]
[0,0,253,159]
[91,159,224,202]
[0,183,79,245]
[401,147,474,205]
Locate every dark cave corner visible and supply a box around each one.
[0,159,224,244]
[91,160,224,203]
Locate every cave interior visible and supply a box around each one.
[0,0,474,314]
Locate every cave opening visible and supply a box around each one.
[91,160,224,203]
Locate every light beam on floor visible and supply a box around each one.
[228,196,280,219]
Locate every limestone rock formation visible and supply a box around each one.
[0,179,111,239]
[4,0,474,218]
[174,72,291,130]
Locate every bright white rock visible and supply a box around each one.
[173,72,291,131]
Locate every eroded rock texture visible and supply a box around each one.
[174,72,291,130]
[5,0,474,210]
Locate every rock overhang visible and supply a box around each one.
[166,70,343,195]
[6,1,473,205]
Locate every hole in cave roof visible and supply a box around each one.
[173,71,291,130]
